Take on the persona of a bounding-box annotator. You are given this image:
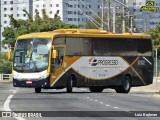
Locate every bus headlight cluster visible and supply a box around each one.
[39,73,49,80]
[12,74,19,79]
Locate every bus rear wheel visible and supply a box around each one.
[66,76,73,93]
[89,86,103,93]
[115,76,131,93]
[35,88,41,93]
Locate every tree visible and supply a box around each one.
[147,25,160,57]
[2,9,81,47]
[0,52,12,74]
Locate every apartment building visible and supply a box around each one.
[126,0,160,32]
[1,0,102,52]
[33,0,102,26]
[0,0,32,52]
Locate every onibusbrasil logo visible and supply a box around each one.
[140,1,159,11]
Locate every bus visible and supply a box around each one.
[10,29,154,93]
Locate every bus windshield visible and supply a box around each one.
[13,38,52,73]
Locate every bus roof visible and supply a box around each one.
[17,29,151,39]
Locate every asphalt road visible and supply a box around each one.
[0,82,160,120]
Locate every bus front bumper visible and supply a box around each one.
[13,77,50,88]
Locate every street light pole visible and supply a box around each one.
[122,0,125,33]
[107,0,111,31]
[102,0,104,30]
[155,49,158,92]
[113,7,116,33]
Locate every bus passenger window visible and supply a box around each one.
[52,47,64,71]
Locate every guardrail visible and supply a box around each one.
[0,74,12,80]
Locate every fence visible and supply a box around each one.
[0,74,12,80]
[154,59,160,77]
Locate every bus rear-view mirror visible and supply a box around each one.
[8,47,14,61]
[52,50,57,59]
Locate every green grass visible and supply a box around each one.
[156,91,160,95]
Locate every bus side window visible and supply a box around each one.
[52,47,64,72]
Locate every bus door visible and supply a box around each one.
[50,45,66,87]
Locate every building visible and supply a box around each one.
[33,0,102,27]
[1,0,103,52]
[126,0,160,32]
[0,0,32,52]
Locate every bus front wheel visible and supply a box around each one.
[89,86,103,93]
[115,76,131,93]
[35,88,41,93]
[66,76,73,93]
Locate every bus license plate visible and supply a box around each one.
[26,80,32,84]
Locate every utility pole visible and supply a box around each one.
[113,7,116,33]
[155,49,158,92]
[101,0,104,30]
[122,0,125,33]
[130,16,133,33]
[107,0,110,31]
[144,19,147,32]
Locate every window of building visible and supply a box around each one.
[10,1,13,4]
[82,5,84,8]
[50,11,52,14]
[56,4,59,7]
[74,18,76,21]
[23,14,26,17]
[4,8,7,11]
[68,18,73,21]
[4,21,7,24]
[4,1,7,4]
[10,8,13,11]
[43,4,45,7]
[89,5,91,8]
[36,5,39,8]
[4,14,7,17]
[17,14,19,17]
[50,4,52,7]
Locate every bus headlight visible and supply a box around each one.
[39,73,49,80]
[12,74,19,79]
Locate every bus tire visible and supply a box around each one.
[35,88,41,93]
[66,76,73,93]
[89,86,103,93]
[115,76,131,93]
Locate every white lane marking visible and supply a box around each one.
[3,94,13,111]
[143,57,152,65]
[105,104,110,107]
[86,97,90,99]
[100,102,104,104]
[113,107,119,109]
[90,99,93,101]
[94,100,98,102]
[4,92,26,120]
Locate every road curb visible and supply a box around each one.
[153,94,160,98]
